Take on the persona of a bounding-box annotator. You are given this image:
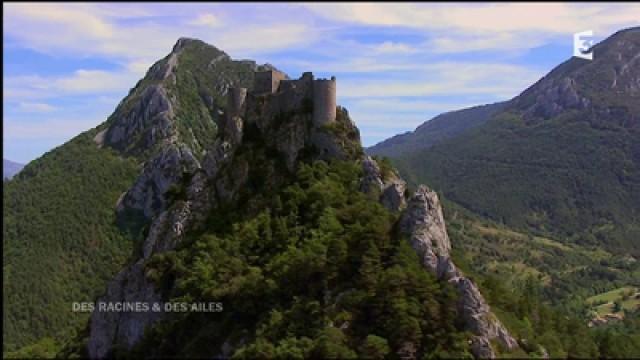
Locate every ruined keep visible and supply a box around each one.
[226,69,337,127]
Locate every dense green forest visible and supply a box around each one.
[3,130,141,354]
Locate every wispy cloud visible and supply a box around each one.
[4,3,317,62]
[304,3,640,34]
[3,3,638,161]
[15,101,58,113]
[304,3,640,53]
[338,62,544,99]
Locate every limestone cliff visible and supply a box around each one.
[360,155,519,358]
[399,186,519,358]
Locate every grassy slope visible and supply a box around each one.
[3,129,141,353]
[443,199,640,357]
[587,287,640,316]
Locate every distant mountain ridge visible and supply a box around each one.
[3,159,24,179]
[368,101,506,157]
[371,27,640,256]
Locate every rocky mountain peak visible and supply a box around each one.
[511,26,640,125]
[87,40,366,356]
[172,37,202,52]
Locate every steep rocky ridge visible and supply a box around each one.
[512,27,640,124]
[83,38,517,359]
[87,61,363,357]
[361,157,519,358]
[2,37,295,355]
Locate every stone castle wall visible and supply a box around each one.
[229,70,337,129]
[254,70,287,94]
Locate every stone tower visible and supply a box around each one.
[312,76,337,126]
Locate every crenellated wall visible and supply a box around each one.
[312,76,337,126]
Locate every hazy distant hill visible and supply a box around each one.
[3,159,24,179]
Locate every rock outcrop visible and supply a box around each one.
[399,185,518,358]
[360,155,407,212]
[105,84,176,153]
[88,180,214,358]
[118,144,200,219]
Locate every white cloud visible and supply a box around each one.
[3,3,317,62]
[304,3,640,34]
[347,98,474,114]
[189,13,222,28]
[4,3,114,39]
[429,32,549,54]
[55,69,140,93]
[212,23,316,56]
[304,3,640,52]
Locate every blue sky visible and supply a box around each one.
[3,3,639,163]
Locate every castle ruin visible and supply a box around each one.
[225,69,337,128]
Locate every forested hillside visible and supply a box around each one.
[3,131,140,352]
